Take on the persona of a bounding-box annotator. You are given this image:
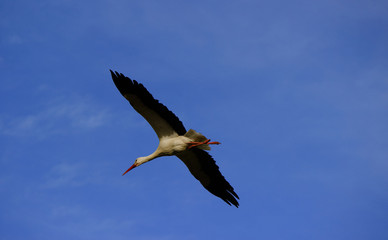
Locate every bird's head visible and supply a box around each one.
[122,157,149,176]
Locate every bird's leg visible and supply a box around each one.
[187,139,221,149]
[188,139,210,149]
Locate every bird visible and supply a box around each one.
[110,70,239,207]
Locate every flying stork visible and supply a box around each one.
[110,70,239,207]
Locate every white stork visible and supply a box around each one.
[110,70,239,207]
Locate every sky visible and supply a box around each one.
[0,0,387,239]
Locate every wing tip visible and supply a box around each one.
[110,70,136,97]
[186,149,240,208]
[109,69,119,78]
[225,191,240,208]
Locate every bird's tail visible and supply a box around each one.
[184,129,211,150]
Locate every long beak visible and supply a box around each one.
[122,163,137,176]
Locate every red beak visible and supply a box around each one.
[122,163,137,176]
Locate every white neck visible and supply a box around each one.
[137,151,161,165]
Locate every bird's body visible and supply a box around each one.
[134,135,198,164]
[110,70,239,207]
[157,135,194,155]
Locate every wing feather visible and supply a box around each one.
[110,70,186,138]
[176,149,239,207]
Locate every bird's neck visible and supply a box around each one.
[138,151,161,165]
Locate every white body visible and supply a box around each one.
[135,129,210,166]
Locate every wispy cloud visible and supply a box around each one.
[42,162,87,188]
[40,160,135,190]
[7,34,23,44]
[24,202,137,240]
[0,97,110,138]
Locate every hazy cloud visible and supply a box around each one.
[42,162,86,188]
[0,98,110,138]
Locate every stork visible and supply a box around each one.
[110,70,239,207]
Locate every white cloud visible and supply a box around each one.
[0,97,110,138]
[5,34,23,44]
[25,202,137,240]
[42,162,86,188]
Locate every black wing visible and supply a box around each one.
[110,70,187,138]
[176,149,239,207]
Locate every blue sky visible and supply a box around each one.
[1,0,387,239]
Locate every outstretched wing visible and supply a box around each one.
[110,70,186,139]
[176,149,239,207]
